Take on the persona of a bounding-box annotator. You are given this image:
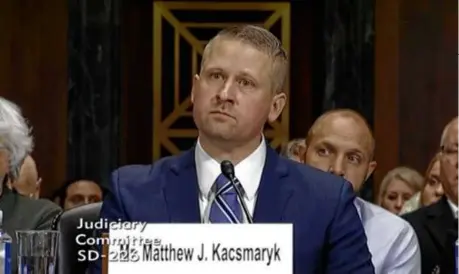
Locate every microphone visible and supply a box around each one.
[220,160,253,223]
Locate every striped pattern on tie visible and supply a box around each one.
[209,173,243,223]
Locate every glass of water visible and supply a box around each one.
[16,231,60,274]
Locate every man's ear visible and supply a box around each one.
[365,161,377,181]
[191,74,200,103]
[268,92,286,123]
[299,143,309,164]
[34,178,42,199]
[298,144,307,163]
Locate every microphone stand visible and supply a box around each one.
[220,160,253,224]
[227,175,253,224]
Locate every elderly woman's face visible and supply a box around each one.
[0,149,8,179]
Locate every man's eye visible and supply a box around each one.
[210,73,223,80]
[238,79,253,87]
[347,155,361,164]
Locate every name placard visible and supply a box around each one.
[108,224,292,274]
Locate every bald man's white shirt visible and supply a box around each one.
[355,198,421,274]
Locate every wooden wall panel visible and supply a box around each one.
[374,0,400,188]
[120,0,153,165]
[0,1,68,198]
[289,1,315,139]
[375,0,457,192]
[399,0,458,171]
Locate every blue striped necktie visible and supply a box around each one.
[209,173,243,223]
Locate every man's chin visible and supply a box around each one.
[203,124,235,137]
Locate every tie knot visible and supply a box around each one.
[214,174,245,197]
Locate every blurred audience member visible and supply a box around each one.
[378,166,424,215]
[53,179,103,210]
[0,97,61,273]
[302,109,420,274]
[404,117,458,274]
[280,138,305,162]
[7,155,41,199]
[401,153,444,214]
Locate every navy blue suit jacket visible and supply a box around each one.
[90,147,374,273]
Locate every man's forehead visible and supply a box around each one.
[67,180,101,194]
[309,113,374,156]
[312,133,368,153]
[441,118,458,146]
[204,39,270,68]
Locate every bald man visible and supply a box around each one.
[404,117,458,274]
[303,109,420,274]
[8,155,41,199]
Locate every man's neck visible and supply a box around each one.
[198,134,263,165]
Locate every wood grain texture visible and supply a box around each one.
[0,1,68,198]
[375,0,457,197]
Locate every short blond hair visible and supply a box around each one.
[378,166,424,204]
[201,25,288,94]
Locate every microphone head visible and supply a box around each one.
[220,160,235,180]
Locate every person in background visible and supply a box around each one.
[7,155,41,199]
[52,178,103,210]
[404,117,458,274]
[0,97,62,273]
[378,166,424,215]
[280,138,305,162]
[400,153,444,214]
[302,109,420,274]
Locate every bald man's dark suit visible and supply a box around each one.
[0,187,62,273]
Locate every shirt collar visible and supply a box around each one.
[447,199,458,218]
[195,137,266,201]
[354,197,364,220]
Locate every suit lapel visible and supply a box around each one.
[253,147,293,223]
[163,149,201,223]
[424,197,455,250]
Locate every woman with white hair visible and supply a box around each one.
[0,97,61,273]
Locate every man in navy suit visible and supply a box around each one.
[90,25,374,273]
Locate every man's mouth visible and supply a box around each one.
[210,111,234,119]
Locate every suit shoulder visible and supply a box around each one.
[111,155,180,189]
[402,203,431,227]
[285,159,349,192]
[16,195,60,211]
[15,195,62,216]
[280,158,353,208]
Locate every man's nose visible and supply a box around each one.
[329,160,345,177]
[216,81,235,102]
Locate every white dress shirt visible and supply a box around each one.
[447,199,458,218]
[354,198,421,274]
[195,138,266,222]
